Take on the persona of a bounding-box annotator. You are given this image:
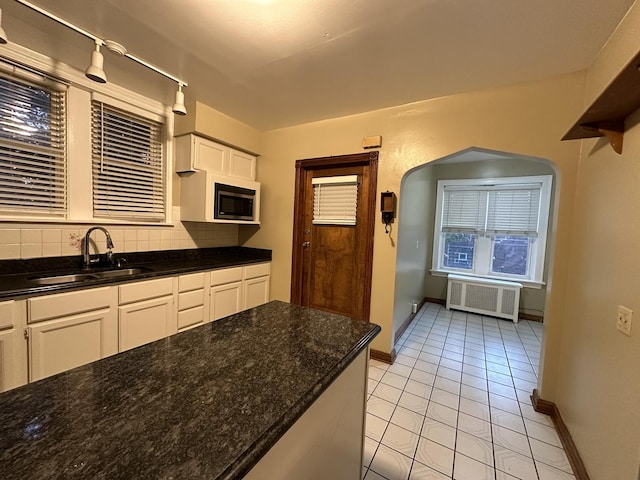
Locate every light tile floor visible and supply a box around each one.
[364,302,575,480]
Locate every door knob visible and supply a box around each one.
[302,241,311,248]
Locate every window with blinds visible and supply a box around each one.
[442,183,542,237]
[312,175,358,225]
[433,176,552,284]
[91,101,165,221]
[0,71,66,217]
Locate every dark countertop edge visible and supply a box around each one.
[0,247,272,301]
[221,323,381,480]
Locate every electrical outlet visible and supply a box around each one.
[617,305,633,336]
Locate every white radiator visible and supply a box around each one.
[446,274,522,322]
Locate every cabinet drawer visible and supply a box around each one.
[0,300,15,330]
[210,267,243,286]
[119,278,174,305]
[178,306,205,330]
[178,289,205,311]
[244,262,271,280]
[29,287,113,323]
[179,272,205,292]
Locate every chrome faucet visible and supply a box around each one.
[82,226,114,269]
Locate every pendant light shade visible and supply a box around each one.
[172,83,187,116]
[85,41,107,83]
[0,9,8,44]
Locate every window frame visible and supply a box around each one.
[431,175,552,287]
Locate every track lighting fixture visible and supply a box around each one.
[172,83,187,116]
[14,0,189,114]
[85,40,107,83]
[0,9,8,44]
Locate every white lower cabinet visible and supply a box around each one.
[3,261,270,392]
[243,263,271,310]
[210,263,271,320]
[27,287,118,382]
[210,267,243,321]
[177,272,209,331]
[118,278,175,352]
[0,300,27,392]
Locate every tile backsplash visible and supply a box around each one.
[0,208,239,260]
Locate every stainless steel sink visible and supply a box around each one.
[30,267,150,285]
[30,273,98,285]
[91,268,147,279]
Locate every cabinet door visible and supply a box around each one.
[29,308,118,382]
[0,300,27,392]
[119,295,174,352]
[228,149,256,180]
[196,137,229,174]
[0,328,27,392]
[175,134,229,173]
[244,276,270,310]
[210,281,243,321]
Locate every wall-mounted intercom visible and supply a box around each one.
[380,191,396,234]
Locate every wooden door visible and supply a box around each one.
[291,152,378,321]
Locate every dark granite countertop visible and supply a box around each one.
[0,300,380,479]
[0,246,271,300]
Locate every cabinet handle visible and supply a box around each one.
[302,242,311,248]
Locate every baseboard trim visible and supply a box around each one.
[531,389,591,480]
[370,348,396,364]
[394,298,427,343]
[424,297,446,305]
[519,312,544,322]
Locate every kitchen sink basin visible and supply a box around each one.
[30,273,98,285]
[91,268,148,278]
[30,267,150,285]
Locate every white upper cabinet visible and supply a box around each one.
[228,149,256,180]
[175,134,256,180]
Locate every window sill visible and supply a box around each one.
[429,269,546,289]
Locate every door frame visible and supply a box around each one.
[290,151,379,322]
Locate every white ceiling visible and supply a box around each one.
[3,0,637,131]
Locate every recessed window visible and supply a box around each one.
[0,70,67,218]
[432,175,552,285]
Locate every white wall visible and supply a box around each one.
[551,3,640,477]
[392,166,433,338]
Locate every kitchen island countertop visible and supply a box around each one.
[0,300,380,479]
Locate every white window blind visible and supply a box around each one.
[91,101,165,220]
[441,189,487,233]
[312,175,358,225]
[486,186,541,237]
[442,183,542,237]
[0,70,66,216]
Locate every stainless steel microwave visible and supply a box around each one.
[214,182,256,221]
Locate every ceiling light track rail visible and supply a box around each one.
[10,0,188,115]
